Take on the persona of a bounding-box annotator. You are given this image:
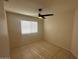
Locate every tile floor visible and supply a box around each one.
[10,40,76,59]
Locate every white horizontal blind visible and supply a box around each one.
[21,20,38,34]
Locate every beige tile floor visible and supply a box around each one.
[10,40,76,59]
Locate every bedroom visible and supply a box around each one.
[0,0,77,59]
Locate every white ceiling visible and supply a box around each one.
[4,0,77,17]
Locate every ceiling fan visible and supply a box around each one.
[38,9,54,19]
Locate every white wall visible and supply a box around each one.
[44,10,73,51]
[44,0,77,57]
[0,0,10,57]
[6,12,44,49]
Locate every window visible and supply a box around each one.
[21,20,38,34]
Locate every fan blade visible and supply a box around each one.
[42,14,54,16]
